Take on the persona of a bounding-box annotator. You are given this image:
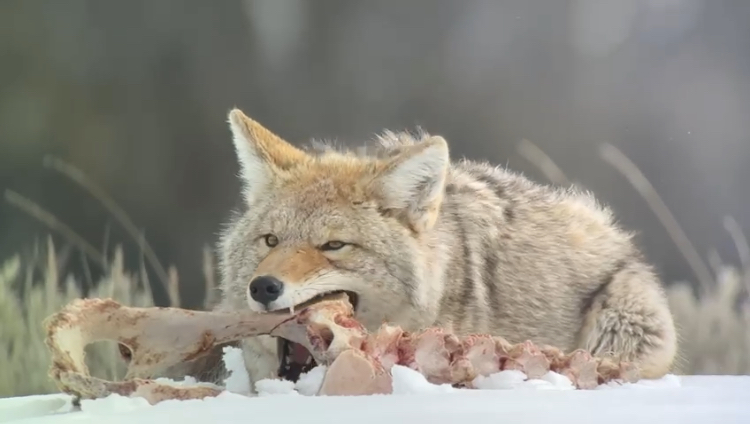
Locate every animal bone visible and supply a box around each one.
[272,300,641,393]
[44,294,640,404]
[43,297,293,404]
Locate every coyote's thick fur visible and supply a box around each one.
[191,109,677,389]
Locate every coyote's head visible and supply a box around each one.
[217,108,450,332]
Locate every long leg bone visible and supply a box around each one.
[44,297,293,403]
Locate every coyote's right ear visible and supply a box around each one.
[227,109,308,204]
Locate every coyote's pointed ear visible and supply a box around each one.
[227,108,308,204]
[371,136,449,233]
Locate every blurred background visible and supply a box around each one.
[1,0,749,397]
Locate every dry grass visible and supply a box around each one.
[668,266,750,375]
[0,238,157,397]
[0,235,221,398]
[1,145,748,399]
[0,156,216,398]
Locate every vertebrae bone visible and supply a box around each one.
[44,294,640,404]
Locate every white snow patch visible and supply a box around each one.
[294,365,327,396]
[472,369,684,391]
[472,369,528,389]
[0,394,74,422]
[540,371,575,389]
[220,345,251,395]
[254,378,299,396]
[391,365,456,394]
[79,393,150,415]
[596,373,682,390]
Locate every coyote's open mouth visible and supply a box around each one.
[276,290,358,381]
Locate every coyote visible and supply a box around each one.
[190,108,677,389]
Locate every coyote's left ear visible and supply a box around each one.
[371,136,449,233]
[227,108,308,204]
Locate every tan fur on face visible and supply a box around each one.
[253,245,331,287]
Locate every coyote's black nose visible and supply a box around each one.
[249,275,284,306]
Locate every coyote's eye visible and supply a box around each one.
[262,234,279,247]
[320,240,347,251]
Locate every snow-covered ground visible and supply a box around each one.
[3,347,749,424]
[4,373,750,424]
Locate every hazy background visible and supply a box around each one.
[1,0,749,309]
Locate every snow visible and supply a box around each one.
[293,364,327,396]
[220,346,252,395]
[391,366,456,394]
[473,369,578,390]
[253,378,298,397]
[3,349,749,423]
[79,394,151,415]
[3,373,750,424]
[3,374,750,424]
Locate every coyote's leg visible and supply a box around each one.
[241,335,280,390]
[165,336,279,392]
[577,261,678,379]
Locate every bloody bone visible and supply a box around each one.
[44,295,640,404]
[272,301,641,393]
